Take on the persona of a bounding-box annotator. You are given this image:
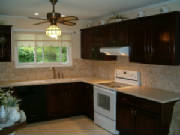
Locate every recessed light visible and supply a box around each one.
[61,14,65,17]
[34,12,39,16]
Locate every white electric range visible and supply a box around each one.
[94,69,141,134]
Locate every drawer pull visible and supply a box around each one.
[121,97,128,101]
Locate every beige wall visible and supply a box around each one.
[91,0,180,26]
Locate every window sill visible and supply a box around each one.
[15,62,72,69]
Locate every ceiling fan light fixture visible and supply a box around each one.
[46,25,61,39]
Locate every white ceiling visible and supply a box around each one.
[0,0,171,20]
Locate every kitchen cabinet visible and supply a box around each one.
[14,85,47,123]
[116,92,175,135]
[46,83,84,119]
[14,82,94,123]
[0,25,11,62]
[129,12,179,65]
[81,12,179,65]
[80,82,94,120]
[81,22,130,60]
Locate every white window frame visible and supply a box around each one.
[14,32,72,68]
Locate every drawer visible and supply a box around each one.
[117,92,136,106]
[135,97,161,114]
[117,92,162,114]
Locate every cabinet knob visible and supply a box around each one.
[121,97,128,102]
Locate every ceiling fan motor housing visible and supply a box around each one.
[47,12,61,24]
[50,0,58,5]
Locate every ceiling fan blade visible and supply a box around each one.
[28,17,47,20]
[58,16,79,22]
[33,21,49,25]
[59,21,76,26]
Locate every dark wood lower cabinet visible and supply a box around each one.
[116,92,175,135]
[14,85,47,123]
[135,110,160,135]
[80,83,94,120]
[14,82,94,123]
[116,104,135,135]
[46,83,85,119]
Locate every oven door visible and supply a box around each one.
[94,86,116,120]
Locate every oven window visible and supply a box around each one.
[97,93,110,111]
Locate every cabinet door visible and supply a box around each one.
[128,19,150,63]
[116,104,135,134]
[46,83,84,119]
[148,13,179,65]
[115,22,129,45]
[15,85,46,123]
[81,30,93,59]
[81,26,117,61]
[66,83,84,115]
[135,109,160,135]
[0,25,11,62]
[46,84,65,119]
[82,83,94,120]
[129,12,179,65]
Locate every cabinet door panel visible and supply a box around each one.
[46,83,84,120]
[115,22,129,45]
[128,19,149,63]
[116,104,135,134]
[129,12,179,65]
[135,109,160,135]
[15,86,46,123]
[0,25,11,62]
[81,26,117,61]
[149,14,178,65]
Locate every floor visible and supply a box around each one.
[16,116,112,135]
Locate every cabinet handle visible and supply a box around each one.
[121,97,127,102]
[131,109,134,115]
[134,110,136,116]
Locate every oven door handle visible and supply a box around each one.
[94,86,116,95]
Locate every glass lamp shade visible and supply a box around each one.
[46,25,61,39]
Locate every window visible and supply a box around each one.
[14,32,72,68]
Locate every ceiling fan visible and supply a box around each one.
[29,0,79,26]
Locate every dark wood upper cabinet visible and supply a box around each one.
[81,24,118,61]
[0,25,11,62]
[81,12,179,65]
[129,12,179,65]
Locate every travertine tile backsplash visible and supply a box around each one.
[0,59,93,82]
[0,57,179,93]
[91,57,180,93]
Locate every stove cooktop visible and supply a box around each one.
[98,82,130,89]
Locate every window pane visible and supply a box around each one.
[36,46,43,62]
[18,46,34,63]
[44,46,60,62]
[61,47,68,63]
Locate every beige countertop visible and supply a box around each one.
[0,78,112,88]
[116,86,180,103]
[0,78,179,103]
